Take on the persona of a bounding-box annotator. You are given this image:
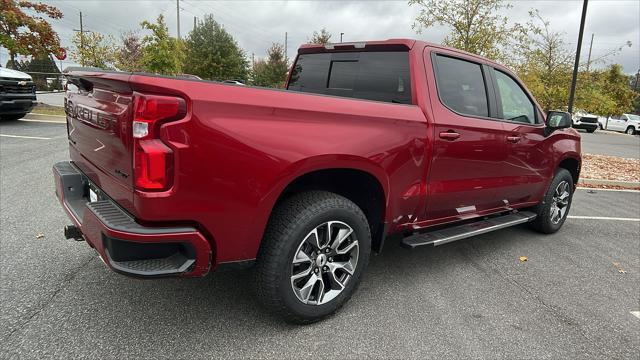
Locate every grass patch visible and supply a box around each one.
[32,103,65,116]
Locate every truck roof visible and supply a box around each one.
[298,38,504,69]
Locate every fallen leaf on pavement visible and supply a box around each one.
[613,262,627,274]
[519,256,528,262]
[36,233,44,239]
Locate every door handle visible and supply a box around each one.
[506,135,521,143]
[439,131,461,140]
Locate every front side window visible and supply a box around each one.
[433,55,489,117]
[495,70,536,124]
[287,51,412,104]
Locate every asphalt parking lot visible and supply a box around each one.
[579,129,640,159]
[1,118,639,359]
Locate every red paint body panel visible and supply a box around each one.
[59,39,581,273]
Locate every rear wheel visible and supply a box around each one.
[530,169,574,234]
[255,191,371,324]
[626,126,636,135]
[586,128,596,133]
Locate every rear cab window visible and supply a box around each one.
[287,51,412,104]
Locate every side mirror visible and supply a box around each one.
[546,111,572,130]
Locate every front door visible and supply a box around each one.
[491,69,548,205]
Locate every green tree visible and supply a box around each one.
[309,28,332,45]
[23,54,60,90]
[251,43,288,88]
[70,31,117,69]
[140,15,184,75]
[512,11,573,111]
[409,0,524,61]
[115,31,144,72]
[183,15,248,81]
[0,0,63,68]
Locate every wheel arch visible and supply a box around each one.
[260,156,391,254]
[557,156,581,186]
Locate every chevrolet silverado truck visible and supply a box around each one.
[54,39,581,323]
[0,67,37,120]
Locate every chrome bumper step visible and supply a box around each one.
[401,211,537,249]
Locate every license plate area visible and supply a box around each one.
[86,181,105,203]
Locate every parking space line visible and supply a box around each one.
[631,311,640,319]
[18,118,66,124]
[567,215,640,222]
[0,134,52,140]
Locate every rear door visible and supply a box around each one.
[425,52,509,220]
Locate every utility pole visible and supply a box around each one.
[284,32,288,62]
[73,11,90,67]
[586,33,594,72]
[340,32,344,43]
[252,52,255,68]
[193,16,196,32]
[567,0,588,114]
[176,0,181,39]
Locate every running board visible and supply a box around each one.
[401,211,537,249]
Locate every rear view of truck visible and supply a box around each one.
[55,69,211,277]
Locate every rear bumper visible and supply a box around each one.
[53,161,212,277]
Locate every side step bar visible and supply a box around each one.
[401,211,537,249]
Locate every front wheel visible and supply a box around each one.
[530,169,574,234]
[586,128,596,133]
[626,126,636,135]
[255,191,371,324]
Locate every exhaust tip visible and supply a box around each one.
[64,225,84,241]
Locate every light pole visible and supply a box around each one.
[567,0,588,114]
[340,33,344,43]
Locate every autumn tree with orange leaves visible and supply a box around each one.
[0,0,63,68]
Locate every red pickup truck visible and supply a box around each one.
[55,39,580,323]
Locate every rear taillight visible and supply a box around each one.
[132,93,185,191]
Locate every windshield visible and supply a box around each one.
[626,114,640,121]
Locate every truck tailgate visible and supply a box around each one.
[65,73,135,204]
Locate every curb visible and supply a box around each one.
[579,178,640,189]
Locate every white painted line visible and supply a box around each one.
[29,112,66,118]
[567,215,640,222]
[0,134,52,140]
[576,187,640,193]
[18,118,66,124]
[631,311,640,319]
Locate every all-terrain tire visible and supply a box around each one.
[255,191,371,324]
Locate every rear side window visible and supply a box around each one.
[494,70,536,124]
[433,55,488,117]
[287,52,411,104]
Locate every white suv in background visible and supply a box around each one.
[598,113,640,135]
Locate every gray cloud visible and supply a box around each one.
[2,0,638,74]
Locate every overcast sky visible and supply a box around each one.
[2,0,639,74]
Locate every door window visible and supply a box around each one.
[494,70,536,124]
[433,55,489,117]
